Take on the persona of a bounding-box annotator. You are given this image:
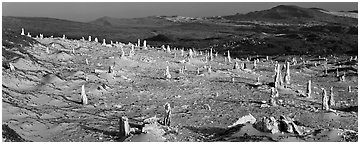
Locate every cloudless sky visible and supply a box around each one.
[2,2,358,22]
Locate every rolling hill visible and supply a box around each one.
[222,5,357,25]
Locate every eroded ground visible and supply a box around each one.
[2,37,358,142]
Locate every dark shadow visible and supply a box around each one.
[328,67,358,73]
[335,60,357,66]
[334,106,358,113]
[210,77,255,84]
[346,72,358,77]
[297,99,321,106]
[256,68,273,72]
[138,75,167,80]
[309,58,327,62]
[59,95,82,104]
[127,118,145,131]
[80,125,123,141]
[53,50,72,55]
[266,82,275,87]
[48,42,66,49]
[246,83,264,89]
[293,120,307,127]
[210,80,247,84]
[184,126,227,137]
[217,68,233,71]
[211,135,276,142]
[2,124,30,142]
[209,97,264,105]
[184,124,277,142]
[249,56,267,61]
[74,46,90,50]
[2,49,25,64]
[319,74,329,77]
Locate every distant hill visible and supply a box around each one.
[309,7,328,12]
[347,10,358,13]
[2,16,103,39]
[89,16,176,27]
[319,10,358,19]
[223,5,357,25]
[2,16,235,46]
[2,16,156,42]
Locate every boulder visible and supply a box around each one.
[253,116,279,134]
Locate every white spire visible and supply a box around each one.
[307,80,311,97]
[21,28,25,35]
[165,66,171,79]
[167,45,171,53]
[81,85,88,105]
[102,39,106,45]
[321,88,329,110]
[227,50,231,63]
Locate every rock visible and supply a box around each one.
[121,75,131,81]
[290,122,302,135]
[278,115,293,133]
[227,50,231,62]
[260,104,270,108]
[233,62,240,69]
[94,69,106,73]
[108,65,114,73]
[164,66,171,79]
[329,87,335,107]
[271,86,279,98]
[2,124,27,142]
[163,103,171,126]
[143,116,161,124]
[113,104,122,109]
[98,83,110,91]
[307,80,312,98]
[119,116,131,138]
[127,123,166,142]
[253,117,280,134]
[228,113,257,128]
[181,105,190,109]
[321,88,329,111]
[9,63,15,71]
[269,98,277,106]
[203,104,211,111]
[81,85,88,105]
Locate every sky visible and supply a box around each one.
[2,1,358,22]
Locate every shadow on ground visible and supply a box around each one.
[184,124,277,142]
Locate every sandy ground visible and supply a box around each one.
[2,37,358,142]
